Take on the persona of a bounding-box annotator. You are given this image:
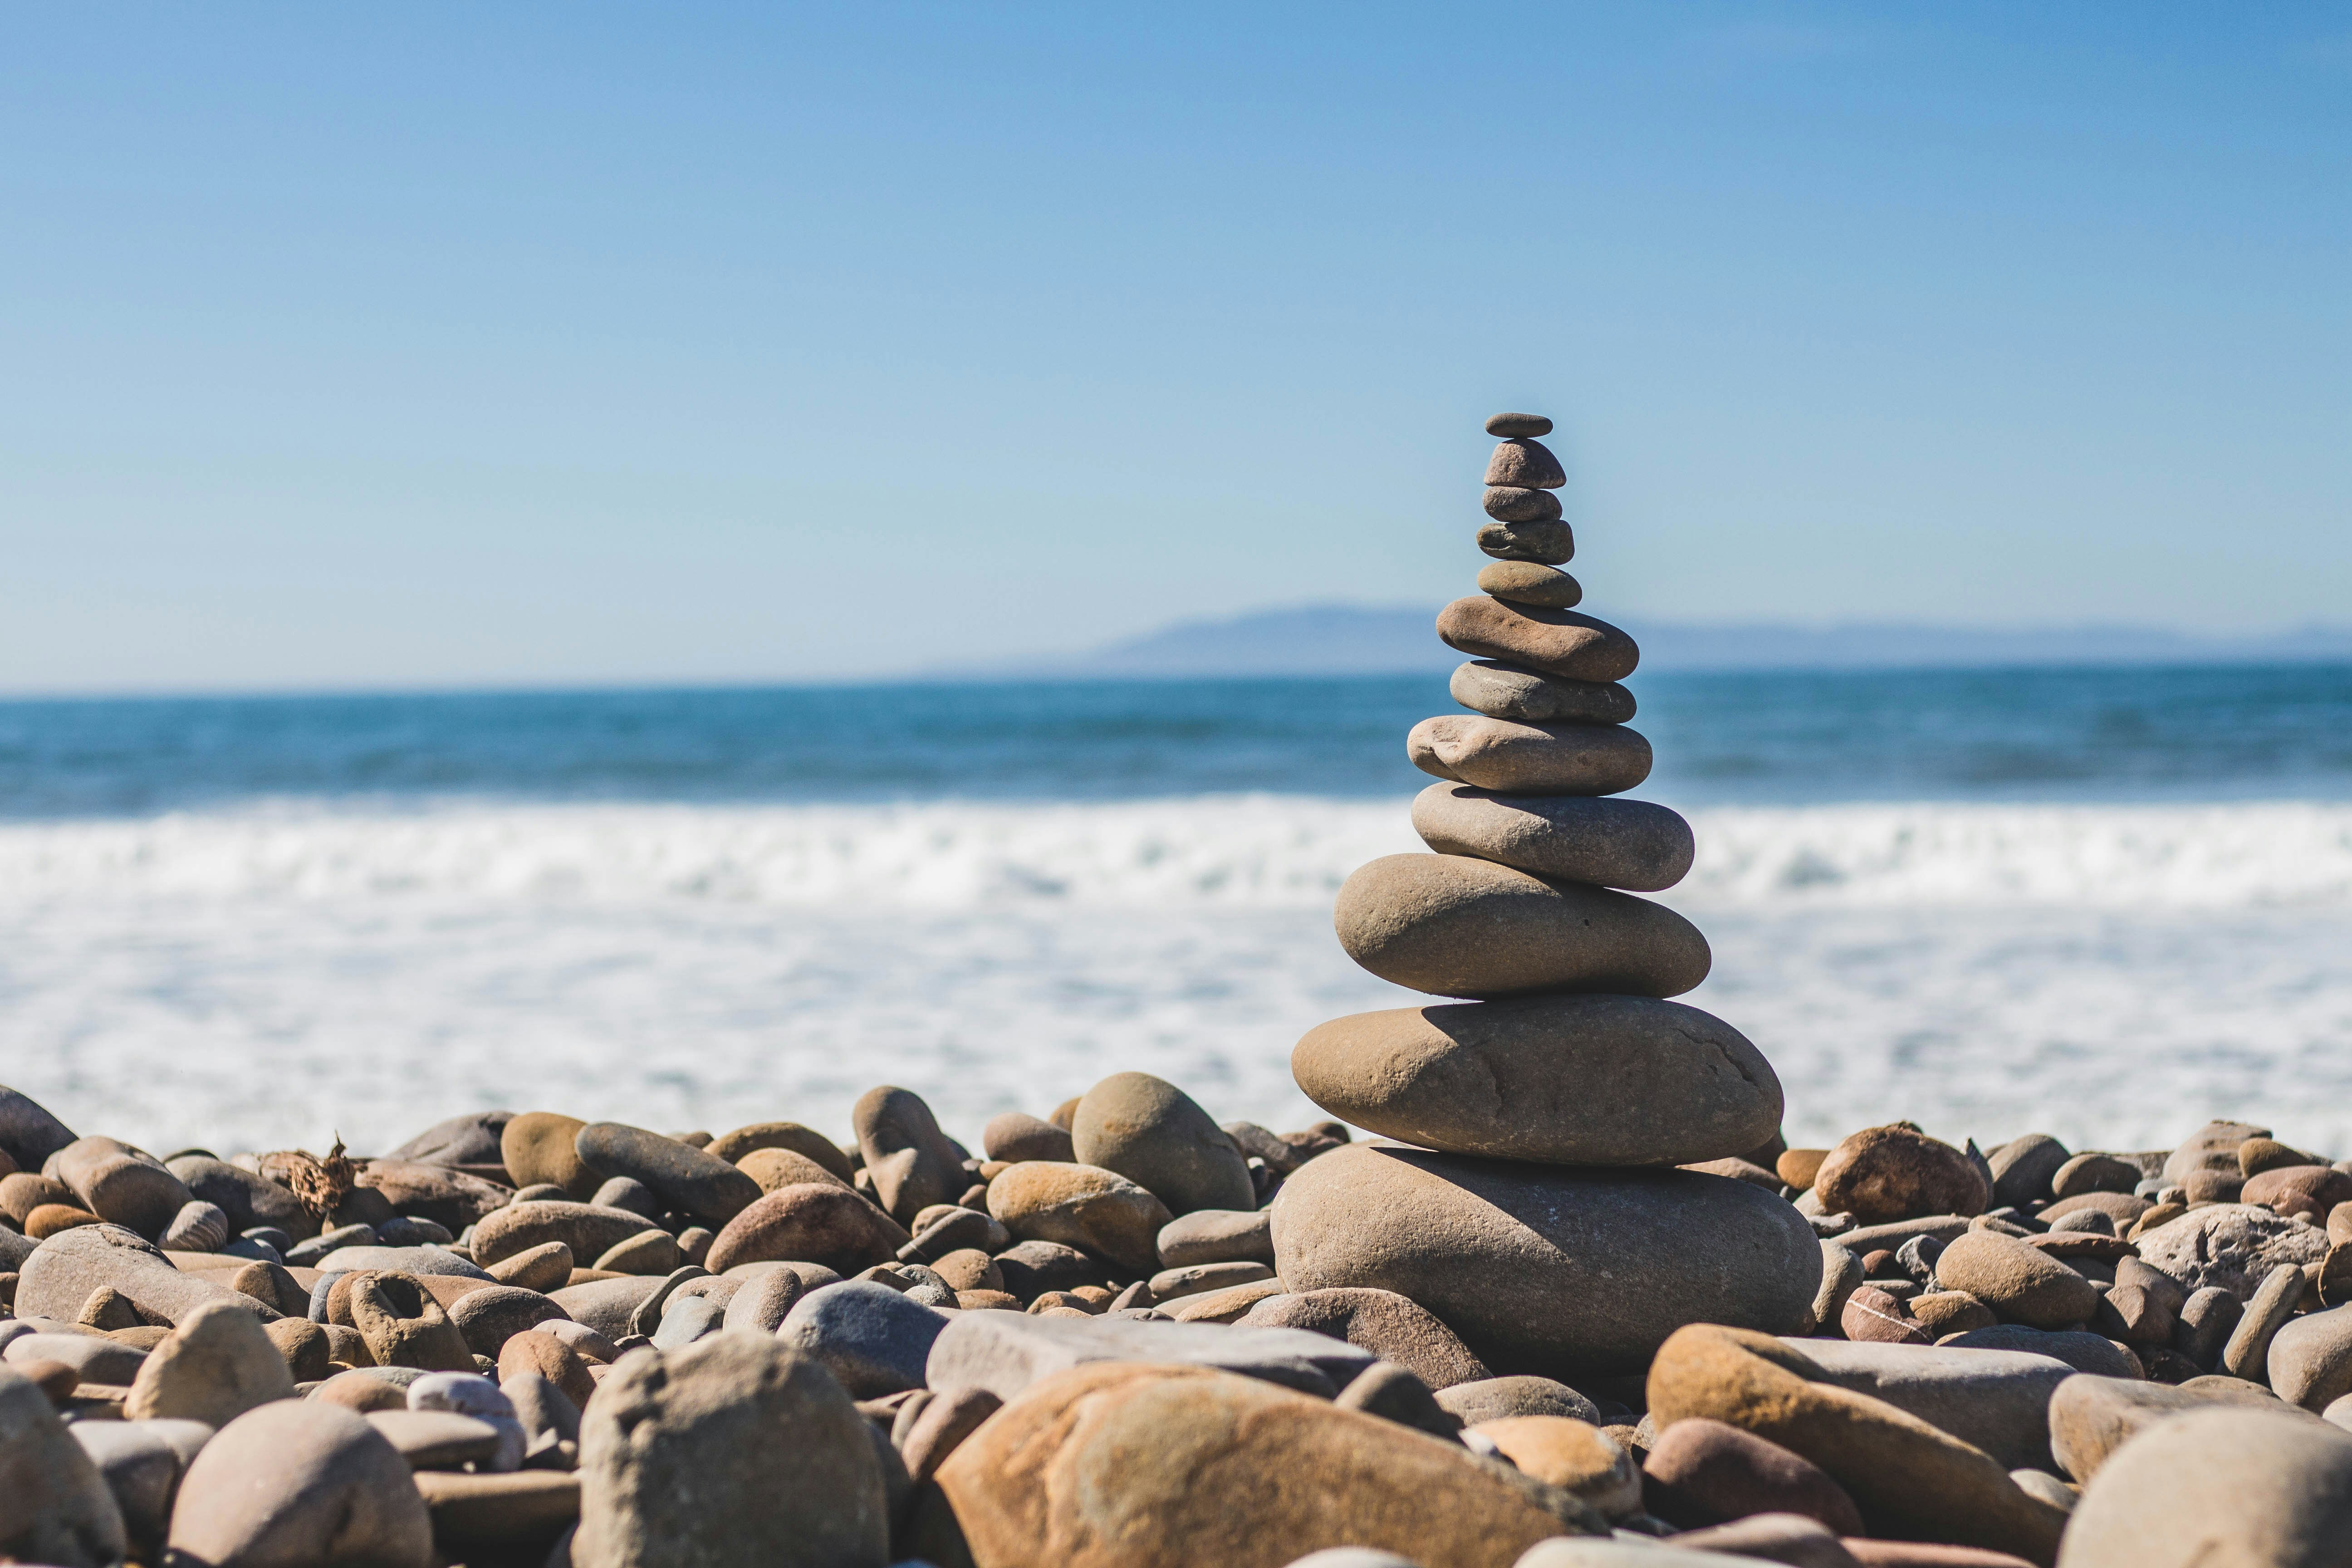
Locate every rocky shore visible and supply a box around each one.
[8,415,2352,1568]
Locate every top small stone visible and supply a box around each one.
[1485,412,1552,437]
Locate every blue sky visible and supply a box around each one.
[6,4,2347,691]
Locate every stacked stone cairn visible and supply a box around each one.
[11,436,2352,1567]
[1275,410,1822,1387]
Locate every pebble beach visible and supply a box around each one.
[7,415,2352,1568]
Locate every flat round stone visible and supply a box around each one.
[1333,853,1710,999]
[1450,662,1635,725]
[1411,783,1693,891]
[1438,598,1637,682]
[1292,995,1781,1165]
[1482,486,1563,523]
[1476,562,1581,608]
[1485,412,1553,437]
[1477,519,1574,564]
[1408,715,1650,795]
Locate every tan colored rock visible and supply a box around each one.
[1476,562,1583,609]
[1408,716,1651,795]
[1932,1231,2100,1329]
[854,1086,968,1227]
[1437,599,1638,684]
[1333,854,1709,1000]
[987,1162,1171,1275]
[1271,1145,1818,1379]
[1812,1125,1990,1225]
[344,1271,477,1372]
[2057,1406,2352,1567]
[487,1240,573,1293]
[501,1112,600,1199]
[166,1399,431,1568]
[924,1362,1599,1568]
[1411,784,1692,892]
[1485,437,1567,489]
[705,1120,855,1179]
[738,1147,853,1193]
[1294,995,1778,1166]
[499,1329,598,1412]
[0,1361,128,1568]
[123,1299,294,1426]
[1071,1072,1255,1216]
[1468,1417,1641,1518]
[1449,662,1635,726]
[702,1182,909,1275]
[51,1137,194,1240]
[1645,1325,2066,1564]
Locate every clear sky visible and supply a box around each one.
[6,4,2347,692]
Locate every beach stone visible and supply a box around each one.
[987,1161,1172,1274]
[2047,1153,2138,1200]
[2139,1205,2330,1299]
[2042,1191,2151,1229]
[444,1284,564,1357]
[575,1332,889,1568]
[1910,1289,1998,1337]
[1470,1416,1640,1517]
[314,1367,416,1411]
[357,1160,512,1232]
[368,1407,509,1470]
[1329,1358,1456,1436]
[1409,715,1651,796]
[1987,1136,2071,1209]
[1157,1208,1274,1268]
[344,1271,477,1372]
[719,1262,831,1334]
[737,1147,853,1195]
[1486,437,1567,489]
[1938,1327,2141,1379]
[2,1367,131,1566]
[1293,995,1778,1166]
[574,1122,760,1228]
[160,1200,231,1252]
[704,1120,854,1179]
[1071,1072,1256,1216]
[0,1084,77,1173]
[1785,1339,2074,1471]
[412,1470,578,1554]
[1467,515,1574,569]
[53,1138,196,1240]
[266,1317,331,1381]
[1477,561,1583,609]
[1411,785,1692,892]
[2271,1307,2352,1411]
[1449,661,1635,725]
[6,1331,149,1385]
[649,1291,725,1349]
[1151,1261,1274,1301]
[2162,1119,2273,1186]
[925,1361,1596,1568]
[19,1222,279,1327]
[594,1229,682,1275]
[900,1204,1010,1262]
[167,1397,432,1568]
[2173,1285,2244,1368]
[2057,1405,2352,1567]
[315,1243,493,1282]
[1841,1286,1931,1345]
[1236,1288,1491,1389]
[1814,1126,1990,1225]
[1654,1514,1859,1566]
[71,1416,209,1559]
[926,1308,1376,1401]
[1437,598,1637,684]
[1642,1416,1865,1534]
[501,1112,601,1199]
[385,1110,514,1168]
[1931,1230,2099,1328]
[1645,1326,2065,1563]
[1272,1145,1818,1378]
[1483,484,1564,523]
[2048,1372,2313,1481]
[993,1239,1112,1300]
[498,1329,598,1411]
[982,1112,1074,1165]
[470,1200,659,1269]
[853,1086,968,1227]
[28,1203,103,1238]
[1486,412,1554,438]
[1333,854,1710,1000]
[123,1298,295,1425]
[1,1170,76,1226]
[777,1280,950,1399]
[503,1368,581,1462]
[2241,1137,2324,1176]
[1437,1375,1600,1425]
[487,1240,573,1294]
[2246,1165,2352,1220]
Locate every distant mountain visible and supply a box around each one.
[1049,603,2352,676]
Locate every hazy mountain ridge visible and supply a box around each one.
[1052,603,2352,676]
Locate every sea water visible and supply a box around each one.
[4,665,2351,1156]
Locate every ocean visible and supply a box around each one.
[6,664,2352,1158]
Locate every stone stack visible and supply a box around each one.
[1271,411,1820,1385]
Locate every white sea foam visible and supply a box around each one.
[4,795,2351,1156]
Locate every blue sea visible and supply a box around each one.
[5,663,2352,1156]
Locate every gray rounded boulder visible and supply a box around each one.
[1411,784,1693,892]
[1269,1143,1818,1379]
[2058,1406,2352,1567]
[1291,997,1781,1166]
[1071,1072,1255,1216]
[1333,854,1709,1000]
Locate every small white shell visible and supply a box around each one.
[161,1200,230,1252]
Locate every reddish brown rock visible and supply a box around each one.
[2244,1166,2352,1221]
[1436,599,1638,684]
[1642,1415,1866,1535]
[1813,1125,1990,1225]
[703,1183,910,1276]
[1407,716,1651,795]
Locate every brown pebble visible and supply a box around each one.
[25,1203,103,1240]
[19,1357,79,1404]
